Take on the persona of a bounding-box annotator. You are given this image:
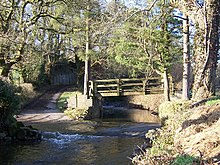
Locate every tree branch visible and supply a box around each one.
[124,0,158,23]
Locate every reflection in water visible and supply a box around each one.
[0,121,159,165]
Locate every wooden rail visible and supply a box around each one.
[89,77,166,97]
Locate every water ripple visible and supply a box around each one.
[42,131,103,146]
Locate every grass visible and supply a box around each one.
[172,155,200,165]
[57,89,82,112]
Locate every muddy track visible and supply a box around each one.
[17,85,71,124]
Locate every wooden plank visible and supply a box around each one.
[93,79,118,83]
[121,83,143,87]
[91,76,164,97]
[148,91,163,94]
[96,84,118,87]
[99,92,119,97]
[146,88,162,90]
[96,90,118,93]
[120,78,145,82]
[123,89,143,92]
[94,77,160,83]
[122,91,145,96]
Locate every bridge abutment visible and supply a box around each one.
[67,94,103,119]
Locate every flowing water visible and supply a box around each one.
[0,120,159,165]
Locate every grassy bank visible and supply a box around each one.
[132,98,220,164]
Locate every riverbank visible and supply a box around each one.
[2,85,162,164]
[0,79,54,143]
[132,99,220,164]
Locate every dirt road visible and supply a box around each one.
[17,86,71,124]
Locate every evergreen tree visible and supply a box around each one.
[108,0,182,100]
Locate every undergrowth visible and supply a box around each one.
[132,100,202,165]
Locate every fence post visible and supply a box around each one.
[169,76,174,95]
[117,79,120,96]
[89,80,93,97]
[93,81,97,96]
[143,79,146,95]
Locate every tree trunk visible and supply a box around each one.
[164,70,170,101]
[211,4,219,96]
[182,14,190,100]
[83,3,91,96]
[192,0,219,100]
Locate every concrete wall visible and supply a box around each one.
[103,107,160,123]
[67,95,102,119]
[126,94,164,112]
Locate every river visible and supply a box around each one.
[0,120,159,165]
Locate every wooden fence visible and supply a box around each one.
[89,77,168,97]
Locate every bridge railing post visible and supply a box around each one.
[89,80,94,97]
[94,81,98,96]
[169,76,175,95]
[142,79,146,95]
[116,79,120,96]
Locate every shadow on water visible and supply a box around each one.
[0,120,160,165]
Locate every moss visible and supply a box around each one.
[206,96,220,106]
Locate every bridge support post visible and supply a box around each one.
[142,80,146,95]
[116,79,121,96]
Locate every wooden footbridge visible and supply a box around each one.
[89,77,172,97]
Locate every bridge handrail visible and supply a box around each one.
[92,77,161,83]
[89,77,166,97]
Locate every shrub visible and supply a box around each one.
[171,154,200,165]
[0,77,21,130]
[132,100,193,164]
[158,100,192,127]
[19,83,38,106]
[159,101,191,119]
